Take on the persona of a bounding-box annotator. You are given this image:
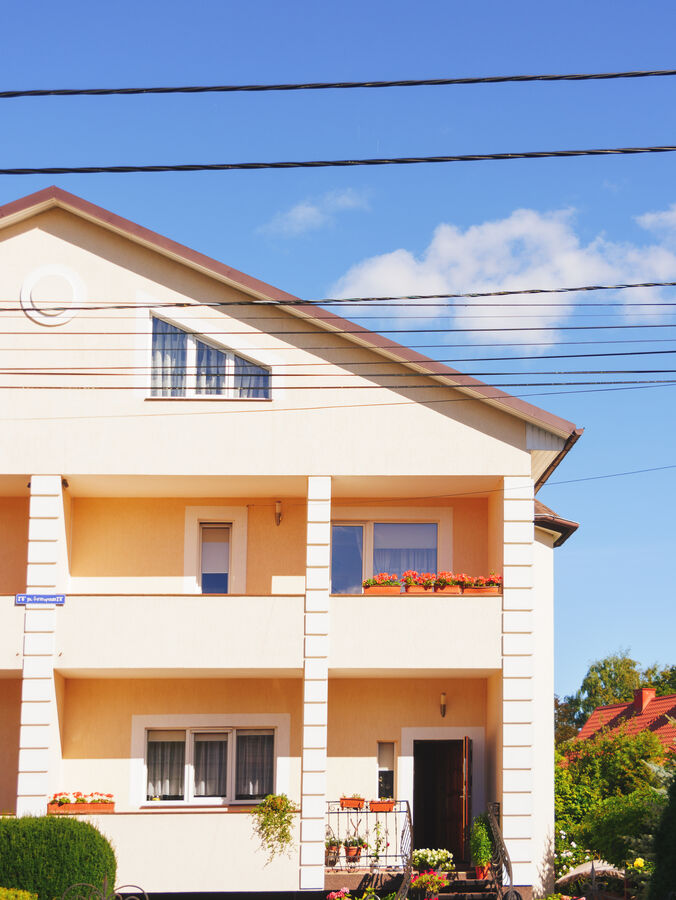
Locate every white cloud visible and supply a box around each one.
[636,202,676,234]
[330,206,676,342]
[259,188,369,237]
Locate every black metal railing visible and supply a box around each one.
[486,801,522,900]
[325,799,413,884]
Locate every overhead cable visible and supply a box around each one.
[3,68,676,99]
[4,145,676,176]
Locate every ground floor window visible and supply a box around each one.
[146,727,274,803]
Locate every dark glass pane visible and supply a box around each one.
[331,525,364,594]
[151,319,187,397]
[146,738,185,800]
[194,735,228,797]
[196,341,226,394]
[234,355,270,399]
[201,572,228,593]
[378,770,394,799]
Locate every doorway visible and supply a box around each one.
[412,738,472,862]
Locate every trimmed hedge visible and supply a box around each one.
[0,817,116,900]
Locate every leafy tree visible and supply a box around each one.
[648,769,676,900]
[554,695,579,745]
[576,785,664,866]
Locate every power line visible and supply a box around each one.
[4,279,676,311]
[4,368,676,377]
[4,145,676,175]
[1,379,675,390]
[3,68,676,99]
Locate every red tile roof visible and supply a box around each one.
[577,690,676,752]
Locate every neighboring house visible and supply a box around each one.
[0,187,582,897]
[577,688,676,753]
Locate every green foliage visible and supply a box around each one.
[0,816,116,900]
[577,785,664,866]
[562,727,665,798]
[250,793,299,863]
[0,891,38,900]
[648,773,676,900]
[469,815,492,867]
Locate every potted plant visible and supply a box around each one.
[47,791,115,814]
[362,573,401,595]
[343,835,366,862]
[410,869,449,897]
[325,837,342,867]
[470,815,493,879]
[340,793,366,810]
[463,573,502,595]
[433,572,462,595]
[250,793,299,862]
[369,797,395,812]
[412,848,455,873]
[401,571,435,594]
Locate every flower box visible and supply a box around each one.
[48,803,115,815]
[363,585,400,595]
[434,584,462,594]
[404,585,434,594]
[369,799,395,812]
[339,797,365,809]
[463,586,501,595]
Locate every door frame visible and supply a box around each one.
[400,727,486,827]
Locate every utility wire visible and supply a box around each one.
[1,379,675,390]
[3,68,676,99]
[4,145,676,175]
[4,279,676,310]
[4,368,676,377]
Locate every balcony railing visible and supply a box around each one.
[325,800,412,874]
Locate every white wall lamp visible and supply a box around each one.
[440,692,447,718]
[275,501,283,526]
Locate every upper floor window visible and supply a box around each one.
[331,521,438,593]
[151,317,270,399]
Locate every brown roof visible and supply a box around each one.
[534,499,580,546]
[577,690,676,753]
[0,186,582,452]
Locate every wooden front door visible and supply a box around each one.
[413,738,472,862]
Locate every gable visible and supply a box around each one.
[0,190,580,482]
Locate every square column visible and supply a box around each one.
[16,475,67,816]
[501,476,534,888]
[299,476,331,891]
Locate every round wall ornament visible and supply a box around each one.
[20,265,86,326]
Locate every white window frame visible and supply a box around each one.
[184,506,248,594]
[330,506,453,590]
[149,313,271,400]
[199,522,232,594]
[130,714,291,809]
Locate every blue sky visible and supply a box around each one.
[3,0,676,696]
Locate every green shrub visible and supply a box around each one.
[648,773,676,900]
[0,891,38,900]
[469,815,492,867]
[0,816,116,900]
[577,784,665,866]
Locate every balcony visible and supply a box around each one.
[54,594,305,676]
[329,594,502,675]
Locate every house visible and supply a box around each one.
[0,187,582,897]
[576,688,676,753]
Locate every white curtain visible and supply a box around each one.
[236,731,273,799]
[196,341,226,394]
[151,319,187,396]
[373,522,437,575]
[194,734,228,797]
[234,355,270,398]
[146,732,185,799]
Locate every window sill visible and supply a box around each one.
[134,804,258,814]
[144,396,272,402]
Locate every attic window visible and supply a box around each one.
[151,317,270,399]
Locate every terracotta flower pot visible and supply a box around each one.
[475,864,490,879]
[463,586,501,595]
[344,846,363,862]
[48,803,115,815]
[340,797,365,809]
[363,585,401,595]
[404,585,434,593]
[369,800,395,812]
[434,584,462,594]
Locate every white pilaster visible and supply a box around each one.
[501,476,534,888]
[16,475,66,816]
[299,476,331,890]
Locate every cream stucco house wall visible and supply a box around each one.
[0,187,581,897]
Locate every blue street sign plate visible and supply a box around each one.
[15,594,66,606]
